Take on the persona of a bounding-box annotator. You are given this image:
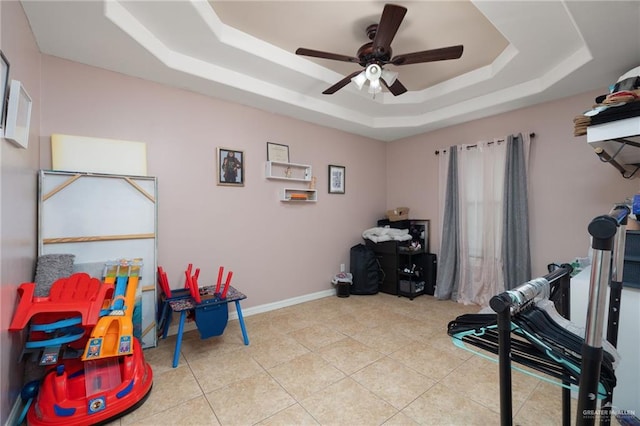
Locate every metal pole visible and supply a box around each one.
[560,269,572,426]
[490,292,514,426]
[600,206,629,425]
[607,206,628,347]
[489,265,572,426]
[577,209,625,426]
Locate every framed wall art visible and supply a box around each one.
[0,51,10,131]
[266,142,289,163]
[217,147,244,186]
[5,79,32,149]
[328,164,345,194]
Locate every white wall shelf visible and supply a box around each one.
[587,117,640,178]
[282,188,317,202]
[265,161,311,182]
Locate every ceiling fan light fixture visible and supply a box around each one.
[368,78,382,94]
[351,71,367,90]
[381,68,398,86]
[365,63,382,82]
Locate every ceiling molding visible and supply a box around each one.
[21,0,640,141]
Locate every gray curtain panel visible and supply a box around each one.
[436,147,460,300]
[502,133,532,289]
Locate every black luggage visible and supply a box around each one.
[349,243,383,295]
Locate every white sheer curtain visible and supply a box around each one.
[457,140,507,305]
[438,140,508,305]
[437,134,532,305]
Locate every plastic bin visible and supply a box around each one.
[331,273,353,298]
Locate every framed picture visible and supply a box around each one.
[217,147,244,186]
[0,51,9,131]
[266,142,289,163]
[4,80,32,149]
[328,164,345,194]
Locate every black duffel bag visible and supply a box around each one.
[349,243,383,295]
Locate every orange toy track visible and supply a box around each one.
[82,261,141,360]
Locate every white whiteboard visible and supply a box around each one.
[39,170,158,348]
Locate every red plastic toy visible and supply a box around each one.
[27,338,153,426]
[9,272,153,425]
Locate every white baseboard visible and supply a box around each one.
[164,288,334,337]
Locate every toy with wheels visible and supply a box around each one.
[9,263,153,425]
[27,338,153,426]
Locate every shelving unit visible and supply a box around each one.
[265,161,316,203]
[587,116,640,178]
[282,188,317,202]
[366,219,434,298]
[265,161,312,182]
[398,248,426,300]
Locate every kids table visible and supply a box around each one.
[160,285,249,368]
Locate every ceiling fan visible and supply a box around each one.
[295,3,463,96]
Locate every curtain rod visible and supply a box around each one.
[435,132,535,155]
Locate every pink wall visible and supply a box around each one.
[387,91,639,278]
[3,1,639,421]
[39,55,388,308]
[0,1,42,422]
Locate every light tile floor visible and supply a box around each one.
[111,293,584,425]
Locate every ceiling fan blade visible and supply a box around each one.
[390,45,463,66]
[322,70,363,95]
[382,78,408,96]
[372,4,407,53]
[295,48,359,63]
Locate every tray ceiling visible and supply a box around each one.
[20,1,640,141]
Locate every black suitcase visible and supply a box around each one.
[350,244,382,295]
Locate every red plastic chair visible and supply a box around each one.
[9,273,114,331]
